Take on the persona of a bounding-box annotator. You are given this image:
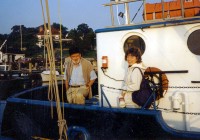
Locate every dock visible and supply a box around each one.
[0,70,42,79]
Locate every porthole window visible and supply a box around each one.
[187,29,200,55]
[124,35,145,55]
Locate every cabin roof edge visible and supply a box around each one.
[95,17,200,33]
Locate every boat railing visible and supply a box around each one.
[100,84,157,109]
[100,84,112,108]
[103,0,200,27]
[100,70,189,109]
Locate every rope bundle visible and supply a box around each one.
[40,0,67,139]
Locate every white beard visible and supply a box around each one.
[72,59,80,65]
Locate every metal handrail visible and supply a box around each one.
[100,84,112,108]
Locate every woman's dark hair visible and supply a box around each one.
[125,47,142,63]
[69,47,81,55]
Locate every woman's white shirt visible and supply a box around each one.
[122,63,146,92]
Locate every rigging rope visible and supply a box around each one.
[131,1,144,22]
[57,0,66,125]
[40,0,68,139]
[116,5,121,25]
[40,0,54,118]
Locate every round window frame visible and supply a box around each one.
[187,29,200,55]
[123,35,146,55]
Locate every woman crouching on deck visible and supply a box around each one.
[119,47,146,108]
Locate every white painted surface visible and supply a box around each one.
[96,22,200,131]
[41,70,63,82]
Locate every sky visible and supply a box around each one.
[0,0,111,34]
[0,0,160,34]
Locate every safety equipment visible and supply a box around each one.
[102,56,108,68]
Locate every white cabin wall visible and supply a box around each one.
[97,22,200,131]
[141,24,200,87]
[97,32,127,107]
[97,30,152,107]
[141,23,200,131]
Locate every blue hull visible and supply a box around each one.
[1,85,200,139]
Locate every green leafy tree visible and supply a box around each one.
[68,23,96,53]
[52,22,68,35]
[8,25,24,52]
[0,23,96,58]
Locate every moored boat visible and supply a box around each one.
[0,68,43,101]
[1,0,200,139]
[41,70,63,82]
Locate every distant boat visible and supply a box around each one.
[0,69,43,100]
[41,70,63,82]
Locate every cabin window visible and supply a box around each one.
[123,35,145,55]
[187,29,200,55]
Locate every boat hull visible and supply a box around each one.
[0,78,23,100]
[1,86,200,139]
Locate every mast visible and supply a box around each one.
[104,0,142,26]
[20,25,23,51]
[0,40,7,50]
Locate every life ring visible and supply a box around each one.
[144,67,169,100]
[67,126,90,140]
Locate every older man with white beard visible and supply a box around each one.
[64,47,97,104]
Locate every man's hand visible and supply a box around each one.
[121,91,126,97]
[86,84,91,90]
[86,79,95,90]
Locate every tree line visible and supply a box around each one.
[0,23,96,57]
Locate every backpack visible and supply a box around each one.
[131,67,156,108]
